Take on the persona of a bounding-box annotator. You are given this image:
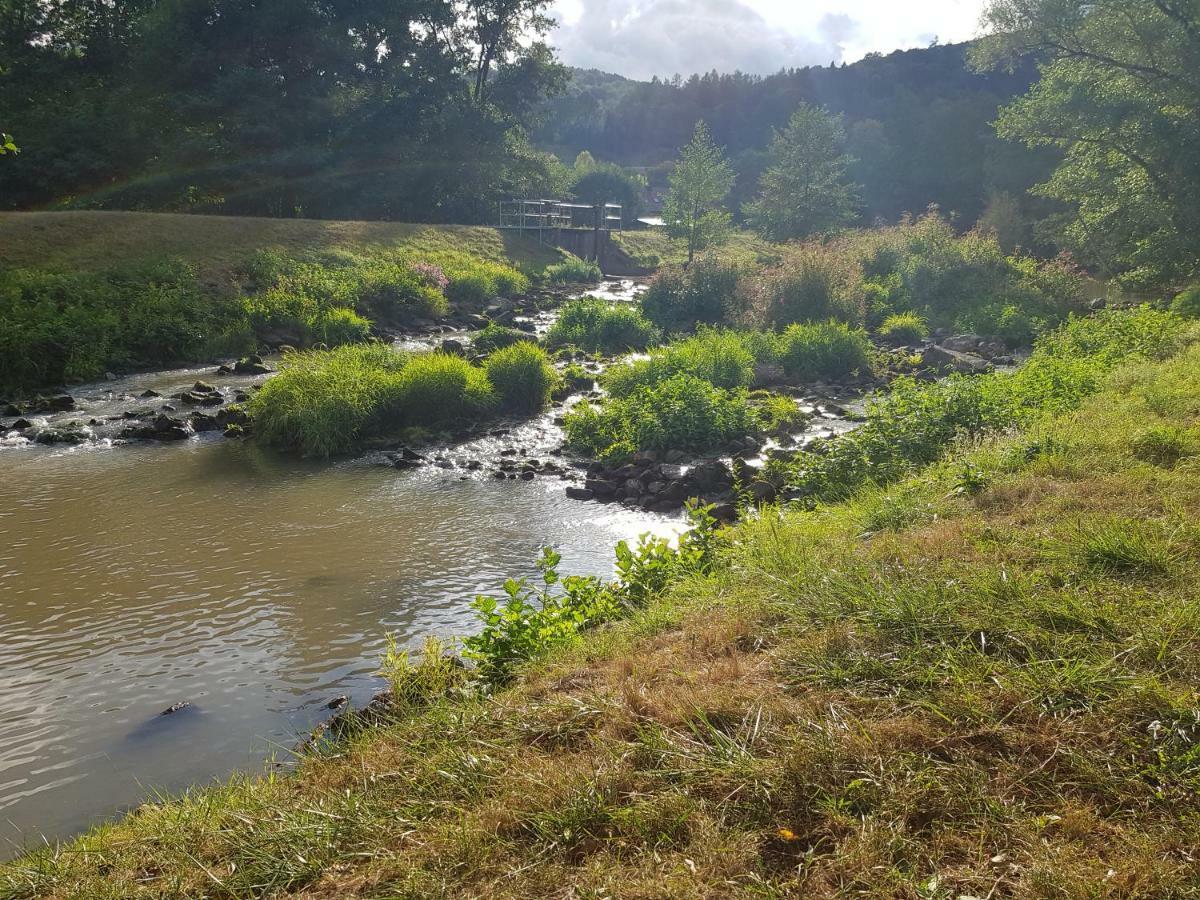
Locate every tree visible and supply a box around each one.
[744,103,859,241]
[974,0,1200,288]
[663,121,734,264]
[569,162,644,226]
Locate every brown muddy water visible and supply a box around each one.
[0,279,864,859]
[0,425,682,858]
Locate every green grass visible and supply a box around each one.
[251,341,559,456]
[614,229,780,270]
[470,323,536,356]
[7,312,1200,898]
[250,346,497,457]
[0,211,566,290]
[543,255,603,284]
[543,298,660,353]
[877,311,929,344]
[564,373,759,461]
[0,212,556,392]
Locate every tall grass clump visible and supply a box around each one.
[484,342,560,413]
[250,344,411,457]
[640,257,747,333]
[471,323,535,356]
[544,255,602,284]
[565,374,757,461]
[1171,285,1200,319]
[603,329,757,397]
[774,321,871,382]
[755,246,866,327]
[439,257,529,305]
[877,311,928,344]
[544,298,660,353]
[252,347,502,456]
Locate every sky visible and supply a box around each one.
[548,0,990,81]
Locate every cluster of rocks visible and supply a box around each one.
[2,394,76,416]
[567,452,742,521]
[215,355,273,377]
[120,404,250,442]
[917,333,1019,375]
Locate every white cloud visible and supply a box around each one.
[549,0,988,80]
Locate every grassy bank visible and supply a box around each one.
[0,212,564,290]
[0,212,563,394]
[4,311,1198,898]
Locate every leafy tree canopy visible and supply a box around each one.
[975,0,1200,288]
[745,103,860,241]
[662,122,735,264]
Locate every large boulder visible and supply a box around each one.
[922,345,993,376]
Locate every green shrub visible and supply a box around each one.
[783,308,1183,502]
[471,323,536,356]
[757,247,865,327]
[544,255,603,284]
[252,346,497,457]
[309,308,373,346]
[390,352,497,424]
[1131,425,1196,467]
[603,329,757,397]
[484,342,559,413]
[250,344,410,457]
[565,373,757,461]
[544,299,660,353]
[640,258,745,333]
[0,262,242,391]
[775,321,872,382]
[442,258,529,305]
[877,312,929,345]
[1171,285,1200,319]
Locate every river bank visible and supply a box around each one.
[4,310,1196,896]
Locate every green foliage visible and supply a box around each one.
[784,308,1184,501]
[1171,286,1200,320]
[441,258,529,305]
[251,347,497,457]
[1073,519,1181,577]
[471,323,536,356]
[0,262,246,391]
[484,342,560,413]
[975,0,1200,289]
[464,506,719,684]
[603,329,757,398]
[1131,426,1197,468]
[544,299,659,353]
[640,257,746,333]
[378,636,467,710]
[565,374,757,462]
[543,255,603,284]
[744,103,860,241]
[774,321,872,382]
[662,122,736,264]
[755,247,866,327]
[568,162,645,227]
[877,312,929,344]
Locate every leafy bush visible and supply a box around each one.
[464,507,718,684]
[774,321,872,382]
[784,308,1184,501]
[252,346,497,457]
[565,373,757,461]
[756,247,865,327]
[544,299,660,353]
[603,329,757,397]
[640,257,746,333]
[544,255,603,284]
[877,312,929,344]
[1171,285,1200,319]
[471,323,536,356]
[484,342,560,413]
[0,262,246,391]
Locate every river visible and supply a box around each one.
[0,280,861,859]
